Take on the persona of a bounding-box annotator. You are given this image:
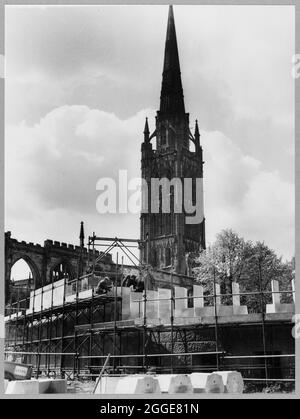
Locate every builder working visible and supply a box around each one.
[122,275,144,293]
[95,277,113,295]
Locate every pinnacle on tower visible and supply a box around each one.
[194,119,200,137]
[79,221,85,248]
[160,5,185,115]
[144,117,150,142]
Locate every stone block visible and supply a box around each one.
[65,294,76,303]
[120,287,131,320]
[115,376,161,394]
[174,286,188,311]
[95,376,121,394]
[174,308,194,318]
[190,373,224,393]
[52,279,65,307]
[42,288,53,309]
[173,317,202,326]
[266,303,295,314]
[142,290,159,319]
[78,289,93,299]
[156,374,193,394]
[270,280,281,305]
[5,378,66,394]
[215,283,221,306]
[232,282,241,306]
[5,379,40,394]
[4,380,9,392]
[38,379,67,394]
[216,305,234,316]
[130,292,143,319]
[34,291,42,313]
[194,306,215,317]
[193,285,204,309]
[233,306,248,315]
[212,371,244,394]
[158,288,172,320]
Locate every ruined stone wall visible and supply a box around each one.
[5,231,113,303]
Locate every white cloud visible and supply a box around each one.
[4,5,295,262]
[6,105,294,260]
[203,131,294,259]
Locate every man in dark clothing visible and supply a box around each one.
[95,277,112,295]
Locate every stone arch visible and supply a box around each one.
[48,259,77,284]
[9,253,42,289]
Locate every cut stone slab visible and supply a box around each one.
[5,378,67,394]
[52,279,65,307]
[115,376,161,394]
[167,375,193,394]
[266,303,295,314]
[120,287,131,321]
[38,379,67,394]
[231,283,248,315]
[214,283,221,306]
[42,288,52,310]
[173,317,203,326]
[216,306,234,316]
[143,290,159,319]
[174,286,188,311]
[130,292,143,319]
[78,289,93,299]
[190,373,225,393]
[95,376,121,394]
[65,294,76,303]
[6,379,40,394]
[4,380,9,392]
[194,307,215,317]
[193,285,204,309]
[233,306,248,315]
[155,374,192,394]
[265,312,294,321]
[158,288,172,321]
[212,371,244,394]
[195,305,235,317]
[33,292,42,313]
[174,308,194,318]
[270,280,281,305]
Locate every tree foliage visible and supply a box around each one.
[193,229,294,312]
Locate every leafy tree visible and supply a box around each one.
[193,229,294,312]
[194,229,252,302]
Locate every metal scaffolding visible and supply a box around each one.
[4,235,296,387]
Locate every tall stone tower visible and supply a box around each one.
[140,5,205,275]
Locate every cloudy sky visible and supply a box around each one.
[5,5,295,277]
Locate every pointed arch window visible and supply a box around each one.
[165,247,171,267]
[161,127,167,145]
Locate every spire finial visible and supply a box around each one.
[160,5,185,115]
[79,221,85,248]
[143,117,150,143]
[144,117,149,134]
[195,119,200,137]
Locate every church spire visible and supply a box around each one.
[160,5,185,115]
